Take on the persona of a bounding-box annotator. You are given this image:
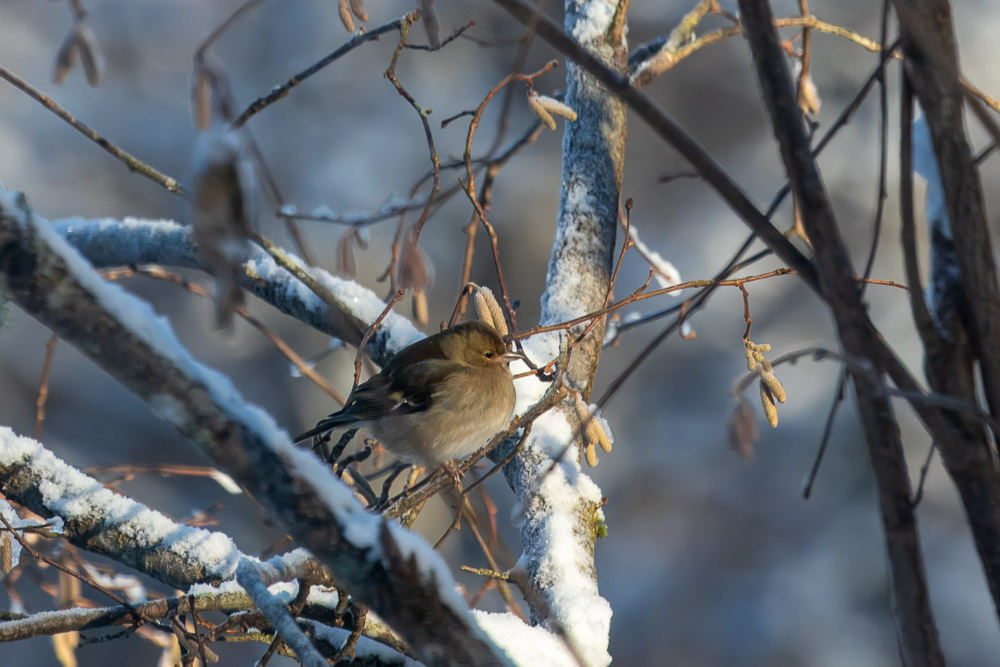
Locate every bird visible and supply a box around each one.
[295,320,521,471]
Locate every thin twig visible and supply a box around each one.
[33,335,58,440]
[102,266,345,404]
[0,66,183,195]
[232,18,406,128]
[353,291,405,391]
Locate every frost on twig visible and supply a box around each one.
[0,436,412,659]
[51,215,421,365]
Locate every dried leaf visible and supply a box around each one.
[338,0,355,33]
[336,230,357,276]
[74,22,105,86]
[534,94,577,122]
[412,289,428,326]
[398,228,434,293]
[53,27,80,84]
[352,226,369,250]
[419,0,441,50]
[728,398,759,459]
[759,382,778,428]
[192,128,256,327]
[527,92,557,131]
[191,67,212,131]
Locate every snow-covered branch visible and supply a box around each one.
[236,559,328,667]
[54,216,421,366]
[0,427,242,589]
[50,198,621,662]
[0,189,510,666]
[487,2,627,665]
[0,428,417,661]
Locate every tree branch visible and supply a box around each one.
[893,0,1000,622]
[52,216,421,366]
[735,2,944,664]
[0,190,510,666]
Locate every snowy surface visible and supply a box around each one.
[303,619,423,666]
[473,610,580,667]
[385,521,487,623]
[628,225,682,293]
[1,192,517,660]
[568,0,616,43]
[509,333,612,666]
[236,558,327,667]
[243,249,422,355]
[0,427,240,580]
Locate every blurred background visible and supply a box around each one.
[1,1,999,665]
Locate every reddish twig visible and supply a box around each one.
[33,335,58,440]
[101,266,345,404]
[353,290,405,391]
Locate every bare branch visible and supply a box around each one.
[735,2,944,663]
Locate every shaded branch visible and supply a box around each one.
[735,2,944,664]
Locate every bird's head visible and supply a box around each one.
[444,321,523,369]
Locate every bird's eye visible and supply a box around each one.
[484,351,495,359]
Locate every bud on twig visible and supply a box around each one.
[573,393,613,467]
[527,91,557,131]
[473,286,508,336]
[338,0,355,33]
[759,382,778,428]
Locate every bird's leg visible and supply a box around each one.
[370,461,411,511]
[326,428,359,465]
[440,461,464,491]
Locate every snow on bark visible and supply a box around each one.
[53,216,421,365]
[495,2,626,665]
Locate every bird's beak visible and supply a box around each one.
[502,351,527,365]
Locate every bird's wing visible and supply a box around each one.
[294,340,464,442]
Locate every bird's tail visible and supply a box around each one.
[294,412,356,443]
